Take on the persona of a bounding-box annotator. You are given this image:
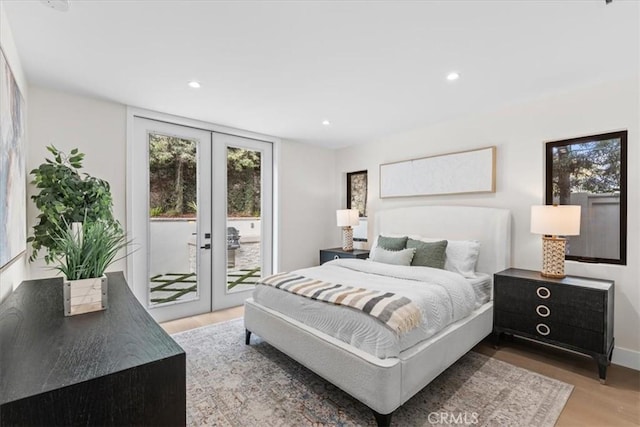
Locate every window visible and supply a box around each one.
[545,131,627,265]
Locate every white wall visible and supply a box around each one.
[335,76,640,369]
[149,220,197,276]
[26,86,127,279]
[0,2,26,92]
[277,139,336,271]
[0,1,29,302]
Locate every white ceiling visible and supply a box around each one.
[3,0,639,148]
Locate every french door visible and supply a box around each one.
[212,132,273,311]
[130,116,272,322]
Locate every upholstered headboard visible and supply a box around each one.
[374,205,512,274]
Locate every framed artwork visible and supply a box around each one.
[379,146,496,198]
[0,48,26,269]
[347,170,367,217]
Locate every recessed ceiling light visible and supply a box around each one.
[446,72,460,81]
[322,119,331,126]
[39,0,70,12]
[188,81,201,89]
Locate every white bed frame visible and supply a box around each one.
[245,205,511,426]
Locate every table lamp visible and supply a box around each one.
[336,209,360,251]
[530,205,581,278]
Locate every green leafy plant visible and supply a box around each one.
[149,206,164,217]
[28,145,119,263]
[51,220,132,280]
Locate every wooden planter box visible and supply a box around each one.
[63,275,108,316]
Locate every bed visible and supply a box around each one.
[244,205,511,426]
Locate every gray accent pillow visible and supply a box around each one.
[377,235,408,251]
[370,247,416,266]
[406,238,448,269]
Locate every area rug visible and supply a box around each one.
[172,318,573,426]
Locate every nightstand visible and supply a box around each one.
[320,247,370,265]
[493,268,614,383]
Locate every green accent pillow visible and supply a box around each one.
[406,238,448,269]
[377,235,408,251]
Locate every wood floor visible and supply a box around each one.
[160,305,244,335]
[474,338,640,427]
[161,306,640,427]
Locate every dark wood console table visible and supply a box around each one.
[0,272,186,426]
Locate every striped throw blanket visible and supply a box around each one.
[258,272,422,334]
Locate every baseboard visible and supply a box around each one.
[612,346,640,371]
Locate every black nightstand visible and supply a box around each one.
[320,247,370,265]
[493,268,614,383]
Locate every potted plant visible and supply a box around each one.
[28,146,130,315]
[28,145,120,264]
[52,219,131,316]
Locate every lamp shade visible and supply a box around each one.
[336,209,360,227]
[531,205,581,236]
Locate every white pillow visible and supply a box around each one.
[369,246,416,266]
[419,237,480,278]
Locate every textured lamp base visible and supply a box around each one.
[342,226,354,251]
[541,236,567,279]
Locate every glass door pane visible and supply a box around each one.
[226,147,262,293]
[148,133,199,306]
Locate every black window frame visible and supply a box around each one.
[545,130,627,265]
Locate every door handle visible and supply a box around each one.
[200,243,211,250]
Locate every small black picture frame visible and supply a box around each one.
[347,170,367,218]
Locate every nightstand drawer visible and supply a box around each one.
[495,310,605,353]
[495,277,605,312]
[320,251,343,264]
[319,248,370,265]
[493,298,604,332]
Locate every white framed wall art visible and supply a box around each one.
[380,146,496,198]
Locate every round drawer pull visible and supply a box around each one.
[536,305,550,317]
[333,255,340,260]
[536,286,551,299]
[536,323,551,336]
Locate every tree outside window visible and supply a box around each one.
[148,135,261,218]
[546,131,627,264]
[149,134,197,218]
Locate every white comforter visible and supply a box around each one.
[253,258,477,358]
